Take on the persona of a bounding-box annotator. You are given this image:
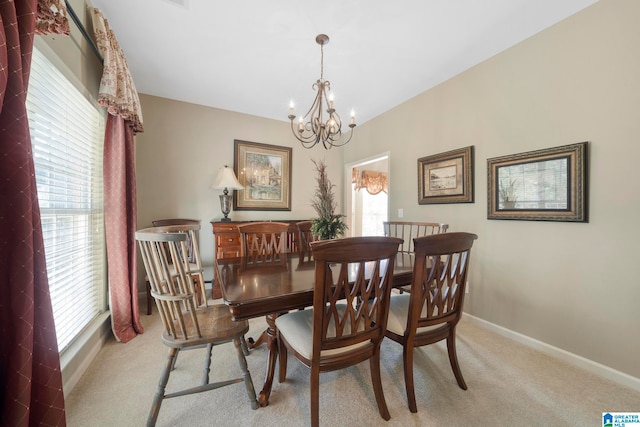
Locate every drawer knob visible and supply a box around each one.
[228,238,233,242]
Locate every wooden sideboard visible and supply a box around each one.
[210,220,308,297]
[211,221,243,259]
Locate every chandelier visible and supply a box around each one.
[288,34,356,149]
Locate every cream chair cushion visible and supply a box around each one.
[386,294,440,336]
[276,305,369,359]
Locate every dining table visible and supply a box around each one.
[215,252,416,407]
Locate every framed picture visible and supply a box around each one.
[487,142,588,222]
[233,140,292,211]
[418,146,474,204]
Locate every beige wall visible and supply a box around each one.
[344,0,640,379]
[135,95,344,275]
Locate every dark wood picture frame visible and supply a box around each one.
[418,146,474,204]
[233,140,292,211]
[487,142,588,222]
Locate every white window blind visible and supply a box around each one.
[26,46,107,353]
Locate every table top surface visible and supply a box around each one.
[216,253,415,320]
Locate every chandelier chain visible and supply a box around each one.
[320,43,324,80]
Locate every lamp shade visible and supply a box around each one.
[211,165,243,190]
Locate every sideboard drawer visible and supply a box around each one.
[216,234,240,247]
[214,224,237,233]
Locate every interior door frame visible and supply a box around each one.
[344,152,390,237]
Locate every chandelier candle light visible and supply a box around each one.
[211,165,244,221]
[288,34,356,149]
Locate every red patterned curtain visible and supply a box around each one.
[0,1,66,425]
[91,7,144,342]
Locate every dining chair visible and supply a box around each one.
[276,236,403,427]
[238,221,289,262]
[144,219,205,315]
[383,221,449,293]
[383,221,449,254]
[385,232,477,413]
[237,221,290,349]
[295,220,316,264]
[136,227,258,426]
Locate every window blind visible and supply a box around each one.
[26,46,107,352]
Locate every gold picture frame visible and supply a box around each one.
[418,146,474,204]
[487,142,588,222]
[233,140,292,211]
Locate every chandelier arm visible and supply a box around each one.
[290,116,323,148]
[327,110,342,134]
[326,127,354,148]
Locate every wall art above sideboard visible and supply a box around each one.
[233,139,292,211]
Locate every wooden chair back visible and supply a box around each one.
[296,220,316,263]
[143,222,206,312]
[152,218,200,226]
[310,236,403,360]
[237,222,289,263]
[383,221,449,253]
[152,219,200,263]
[408,232,477,330]
[136,228,204,341]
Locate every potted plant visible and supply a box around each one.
[310,159,347,240]
[499,178,519,209]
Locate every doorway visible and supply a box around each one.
[345,153,390,237]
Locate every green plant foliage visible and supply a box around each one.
[311,214,348,240]
[310,159,347,240]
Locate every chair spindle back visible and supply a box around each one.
[238,222,289,263]
[383,221,449,253]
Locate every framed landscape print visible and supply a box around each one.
[487,142,588,222]
[233,140,292,211]
[418,146,474,204]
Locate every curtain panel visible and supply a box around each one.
[0,1,66,425]
[91,7,144,342]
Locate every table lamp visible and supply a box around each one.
[211,165,244,221]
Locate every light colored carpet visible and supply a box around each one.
[65,303,639,427]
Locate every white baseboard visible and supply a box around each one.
[463,313,640,393]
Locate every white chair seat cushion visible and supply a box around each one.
[386,294,440,336]
[276,305,369,359]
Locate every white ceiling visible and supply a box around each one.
[89,0,598,125]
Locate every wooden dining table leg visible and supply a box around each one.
[258,312,281,407]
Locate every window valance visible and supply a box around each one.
[90,8,144,133]
[36,0,70,35]
[353,168,388,195]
